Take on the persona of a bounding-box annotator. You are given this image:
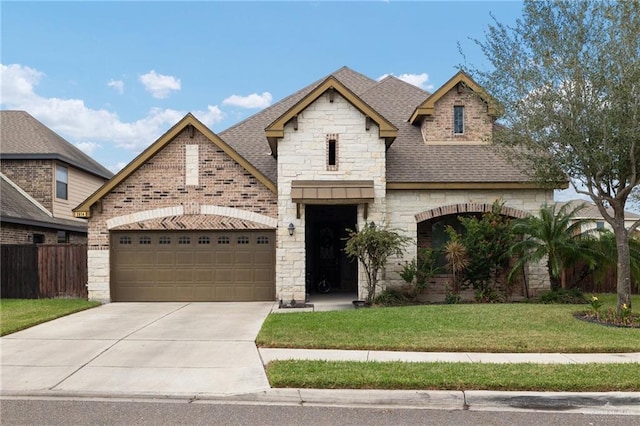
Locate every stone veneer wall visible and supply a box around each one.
[421,87,493,143]
[385,188,554,296]
[86,127,277,301]
[276,91,387,302]
[1,159,54,212]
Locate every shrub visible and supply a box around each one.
[537,288,587,304]
[374,288,413,306]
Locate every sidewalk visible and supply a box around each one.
[260,348,640,364]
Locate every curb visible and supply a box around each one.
[2,389,640,415]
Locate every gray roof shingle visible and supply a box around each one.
[0,175,87,232]
[0,110,113,179]
[218,67,532,185]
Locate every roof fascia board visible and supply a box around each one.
[265,76,398,156]
[387,182,566,190]
[0,216,87,233]
[409,71,502,124]
[73,114,276,218]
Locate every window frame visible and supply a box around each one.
[56,164,69,200]
[453,105,465,135]
[326,134,339,171]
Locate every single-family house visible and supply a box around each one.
[558,199,640,234]
[75,67,554,303]
[0,111,112,244]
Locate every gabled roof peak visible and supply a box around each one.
[264,75,398,157]
[408,70,501,125]
[73,113,275,218]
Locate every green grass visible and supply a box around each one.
[0,298,101,336]
[267,360,640,392]
[257,294,640,353]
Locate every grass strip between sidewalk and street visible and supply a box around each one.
[257,294,640,353]
[0,298,101,336]
[266,360,640,392]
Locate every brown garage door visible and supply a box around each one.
[111,230,275,302]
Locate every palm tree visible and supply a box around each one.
[508,202,598,291]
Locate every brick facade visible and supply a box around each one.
[86,127,278,301]
[1,223,86,245]
[1,159,54,211]
[421,86,493,143]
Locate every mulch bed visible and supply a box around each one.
[574,312,640,329]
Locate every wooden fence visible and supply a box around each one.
[1,244,88,299]
[566,262,639,294]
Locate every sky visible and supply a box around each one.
[1,0,581,201]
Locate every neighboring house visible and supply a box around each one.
[558,199,640,234]
[0,111,112,244]
[75,67,555,303]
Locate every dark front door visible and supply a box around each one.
[305,205,357,294]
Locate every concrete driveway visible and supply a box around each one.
[0,302,274,397]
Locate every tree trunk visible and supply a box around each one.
[608,199,633,314]
[547,260,560,291]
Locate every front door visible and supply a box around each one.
[305,205,357,294]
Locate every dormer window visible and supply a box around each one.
[453,106,464,134]
[326,134,339,170]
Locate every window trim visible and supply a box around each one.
[326,134,339,171]
[453,105,464,135]
[56,164,68,200]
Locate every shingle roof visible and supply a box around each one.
[0,174,87,232]
[558,199,640,220]
[0,110,113,179]
[218,67,532,185]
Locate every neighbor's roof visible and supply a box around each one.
[0,173,87,233]
[558,199,640,221]
[220,66,535,187]
[0,110,113,179]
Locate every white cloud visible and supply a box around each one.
[222,92,272,109]
[0,63,225,154]
[139,70,181,99]
[107,161,128,174]
[378,72,434,91]
[193,105,225,127]
[74,141,101,155]
[107,79,124,94]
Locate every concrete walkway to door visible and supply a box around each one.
[0,302,274,397]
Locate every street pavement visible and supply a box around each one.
[1,300,638,415]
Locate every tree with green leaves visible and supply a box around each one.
[464,0,640,313]
[446,201,517,301]
[509,202,597,291]
[344,222,412,304]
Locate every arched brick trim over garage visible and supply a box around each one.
[415,203,530,223]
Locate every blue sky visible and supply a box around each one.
[2,0,581,200]
[1,1,525,167]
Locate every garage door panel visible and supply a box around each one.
[235,270,254,281]
[215,252,233,265]
[112,230,274,302]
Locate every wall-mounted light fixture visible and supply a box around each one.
[288,222,295,236]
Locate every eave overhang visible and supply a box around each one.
[265,76,397,157]
[73,113,276,218]
[409,71,503,125]
[386,181,568,190]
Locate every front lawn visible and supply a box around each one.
[0,298,101,336]
[267,360,640,392]
[257,294,640,353]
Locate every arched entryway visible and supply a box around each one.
[415,203,530,303]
